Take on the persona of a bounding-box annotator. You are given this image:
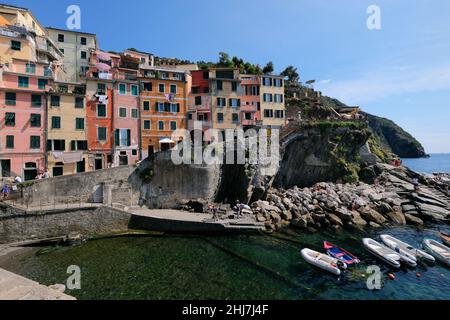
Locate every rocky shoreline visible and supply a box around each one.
[247,164,449,233]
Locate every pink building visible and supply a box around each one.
[113,56,141,166]
[240,75,261,129]
[0,59,51,180]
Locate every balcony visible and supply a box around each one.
[36,37,62,61]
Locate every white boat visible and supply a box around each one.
[362,238,402,268]
[301,248,347,276]
[381,234,434,265]
[423,239,450,267]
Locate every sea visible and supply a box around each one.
[402,153,450,175]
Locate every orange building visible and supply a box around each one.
[139,67,191,157]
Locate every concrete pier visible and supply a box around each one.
[0,267,75,300]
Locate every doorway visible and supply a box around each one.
[24,162,38,181]
[0,160,11,177]
[52,162,64,177]
[119,151,128,166]
[94,154,103,170]
[148,145,154,157]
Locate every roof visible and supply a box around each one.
[46,26,97,37]
[0,3,29,12]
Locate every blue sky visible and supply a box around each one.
[7,0,450,153]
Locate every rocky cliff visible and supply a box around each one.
[364,113,427,158]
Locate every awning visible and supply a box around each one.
[95,62,111,71]
[62,152,84,164]
[159,138,175,144]
[96,52,111,61]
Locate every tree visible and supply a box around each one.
[218,52,233,68]
[263,61,274,74]
[281,65,300,83]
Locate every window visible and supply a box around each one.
[158,84,165,93]
[244,113,253,120]
[274,94,284,103]
[18,76,29,88]
[231,82,238,92]
[263,77,273,86]
[98,127,107,141]
[170,84,177,94]
[195,96,202,105]
[132,149,138,156]
[131,85,138,96]
[31,95,41,107]
[275,110,284,118]
[264,109,274,118]
[51,95,60,107]
[81,51,87,59]
[80,37,87,45]
[30,136,40,149]
[263,93,273,102]
[143,82,152,91]
[157,102,165,112]
[131,108,138,118]
[75,97,84,108]
[119,107,127,118]
[51,116,61,129]
[97,83,106,95]
[115,129,131,147]
[217,97,226,107]
[119,83,127,95]
[203,71,209,79]
[143,120,151,130]
[59,48,64,54]
[143,101,150,111]
[274,78,283,87]
[58,34,64,42]
[48,140,65,151]
[75,118,85,130]
[217,113,224,123]
[30,114,41,127]
[170,121,177,131]
[140,57,146,64]
[170,103,179,113]
[11,40,21,51]
[158,121,164,131]
[5,113,15,126]
[6,136,14,149]
[26,63,36,74]
[38,79,48,90]
[5,92,16,106]
[229,98,241,108]
[71,140,88,151]
[216,80,223,90]
[97,104,106,117]
[192,87,200,94]
[232,113,239,123]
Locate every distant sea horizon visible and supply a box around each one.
[401,153,450,174]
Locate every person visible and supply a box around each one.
[236,200,243,218]
[42,169,51,179]
[1,184,10,200]
[412,178,420,192]
[212,205,218,221]
[14,175,22,184]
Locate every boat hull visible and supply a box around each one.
[363,238,401,268]
[423,239,450,267]
[301,248,345,276]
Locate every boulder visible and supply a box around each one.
[270,211,282,223]
[280,210,293,221]
[291,217,308,229]
[358,206,387,225]
[405,213,424,226]
[377,202,393,214]
[335,207,353,222]
[386,211,406,225]
[350,211,368,228]
[328,214,343,227]
[369,222,382,229]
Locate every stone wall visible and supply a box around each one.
[0,205,131,244]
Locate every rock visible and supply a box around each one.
[402,204,417,212]
[369,222,382,229]
[386,211,406,225]
[416,203,449,221]
[368,193,383,202]
[312,213,326,223]
[256,214,266,222]
[280,210,293,221]
[242,209,253,215]
[280,220,291,229]
[276,202,287,212]
[358,206,387,225]
[291,217,308,229]
[377,202,393,214]
[268,194,281,204]
[350,211,368,228]
[328,214,343,227]
[270,211,282,223]
[255,201,281,214]
[264,221,276,232]
[335,207,353,222]
[405,214,424,226]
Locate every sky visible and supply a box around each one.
[6,0,450,153]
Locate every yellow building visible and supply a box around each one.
[260,75,285,128]
[47,82,89,176]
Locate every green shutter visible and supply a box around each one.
[115,129,120,146]
[127,129,131,146]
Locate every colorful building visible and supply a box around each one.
[139,66,191,157]
[240,74,261,129]
[188,70,212,134]
[0,4,62,180]
[47,28,98,84]
[47,82,88,176]
[260,75,285,128]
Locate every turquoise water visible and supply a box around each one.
[402,153,450,174]
[2,226,450,300]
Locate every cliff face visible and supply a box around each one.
[275,123,370,188]
[364,113,427,158]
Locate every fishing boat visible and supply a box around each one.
[362,238,402,268]
[423,239,450,267]
[301,248,347,276]
[381,234,434,265]
[440,232,450,247]
[323,241,360,266]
